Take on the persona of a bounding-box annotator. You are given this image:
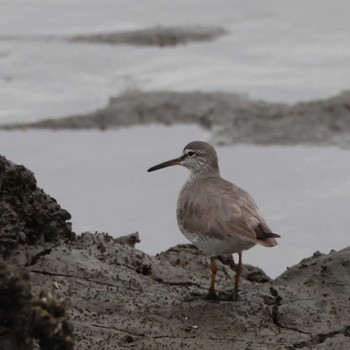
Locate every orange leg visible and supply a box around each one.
[207,256,217,298]
[232,252,243,300]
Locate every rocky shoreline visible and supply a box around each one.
[1,151,350,349]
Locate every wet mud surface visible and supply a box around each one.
[69,25,227,47]
[2,90,350,147]
[1,155,350,349]
[0,25,227,48]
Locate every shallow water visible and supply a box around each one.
[1,0,350,123]
[1,125,350,278]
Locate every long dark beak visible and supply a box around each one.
[147,156,185,172]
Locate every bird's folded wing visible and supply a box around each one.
[181,180,265,244]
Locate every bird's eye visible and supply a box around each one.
[187,151,195,157]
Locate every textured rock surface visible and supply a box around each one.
[10,235,350,350]
[0,155,75,256]
[0,260,74,350]
[32,290,74,350]
[0,260,33,350]
[1,156,350,349]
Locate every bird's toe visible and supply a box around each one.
[205,290,219,301]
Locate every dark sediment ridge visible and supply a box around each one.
[0,25,227,48]
[1,155,350,349]
[69,25,227,47]
[2,90,350,147]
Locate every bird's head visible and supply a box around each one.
[147,141,219,176]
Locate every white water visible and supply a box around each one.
[1,125,350,278]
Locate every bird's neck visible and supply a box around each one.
[189,167,220,180]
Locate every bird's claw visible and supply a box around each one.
[217,289,240,302]
[205,290,219,301]
[184,290,219,302]
[184,289,240,302]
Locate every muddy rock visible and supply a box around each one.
[32,291,74,350]
[115,231,140,247]
[0,260,74,350]
[0,260,32,350]
[1,157,350,349]
[10,233,348,350]
[0,155,75,257]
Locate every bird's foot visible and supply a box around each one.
[184,290,219,302]
[184,289,241,302]
[205,289,219,301]
[218,289,240,302]
[229,289,240,301]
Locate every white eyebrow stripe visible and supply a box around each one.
[186,149,206,156]
[184,149,195,155]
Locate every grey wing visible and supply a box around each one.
[180,179,262,245]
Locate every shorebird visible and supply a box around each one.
[148,141,280,300]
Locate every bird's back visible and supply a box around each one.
[177,175,277,255]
